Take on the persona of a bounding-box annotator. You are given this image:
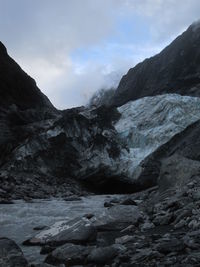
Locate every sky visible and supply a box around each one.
[0,0,200,109]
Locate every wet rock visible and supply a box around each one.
[31,264,56,267]
[183,236,200,250]
[33,225,49,231]
[174,219,186,229]
[130,248,155,264]
[63,196,82,201]
[92,205,142,231]
[104,201,115,208]
[24,217,97,246]
[45,243,92,266]
[188,219,200,230]
[156,238,185,254]
[87,244,126,264]
[140,221,155,232]
[153,212,174,226]
[0,237,28,267]
[0,198,14,204]
[115,235,135,245]
[120,198,137,206]
[83,213,94,220]
[120,225,136,234]
[40,245,56,255]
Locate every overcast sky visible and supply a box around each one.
[0,0,200,109]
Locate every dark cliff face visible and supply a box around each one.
[138,119,200,192]
[112,23,200,106]
[0,41,54,111]
[0,41,58,184]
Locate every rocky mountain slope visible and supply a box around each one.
[112,22,200,106]
[0,42,58,195]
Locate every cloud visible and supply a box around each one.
[0,0,199,108]
[123,0,200,41]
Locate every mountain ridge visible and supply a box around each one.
[112,23,200,106]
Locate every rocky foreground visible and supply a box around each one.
[2,176,200,266]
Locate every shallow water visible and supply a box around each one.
[0,195,123,264]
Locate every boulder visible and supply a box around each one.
[92,205,142,231]
[0,237,28,267]
[24,217,97,246]
[156,238,185,254]
[45,243,92,266]
[87,244,126,264]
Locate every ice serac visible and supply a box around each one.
[3,93,200,196]
[113,94,200,188]
[112,23,200,107]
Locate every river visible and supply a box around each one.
[0,195,124,264]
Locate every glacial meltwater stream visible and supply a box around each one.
[0,195,124,264]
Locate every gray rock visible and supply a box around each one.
[158,154,200,191]
[31,264,56,267]
[120,198,137,206]
[33,225,49,231]
[24,217,97,246]
[63,196,82,201]
[115,235,135,244]
[45,243,92,265]
[87,244,126,264]
[0,237,28,267]
[140,221,155,231]
[153,212,173,226]
[92,205,142,230]
[156,238,185,254]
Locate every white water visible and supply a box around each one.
[0,195,122,264]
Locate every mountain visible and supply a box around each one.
[3,23,200,267]
[1,22,200,201]
[112,22,200,106]
[0,42,54,111]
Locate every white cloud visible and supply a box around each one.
[0,0,199,108]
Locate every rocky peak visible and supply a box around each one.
[0,41,55,112]
[112,22,200,107]
[0,41,7,56]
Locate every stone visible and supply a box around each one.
[45,243,92,265]
[63,196,82,201]
[24,217,97,246]
[153,212,173,226]
[115,235,135,244]
[0,237,28,267]
[156,238,185,254]
[33,225,49,231]
[120,198,137,206]
[87,244,126,264]
[31,264,56,267]
[188,219,200,230]
[92,205,142,231]
[0,198,14,204]
[140,221,155,231]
